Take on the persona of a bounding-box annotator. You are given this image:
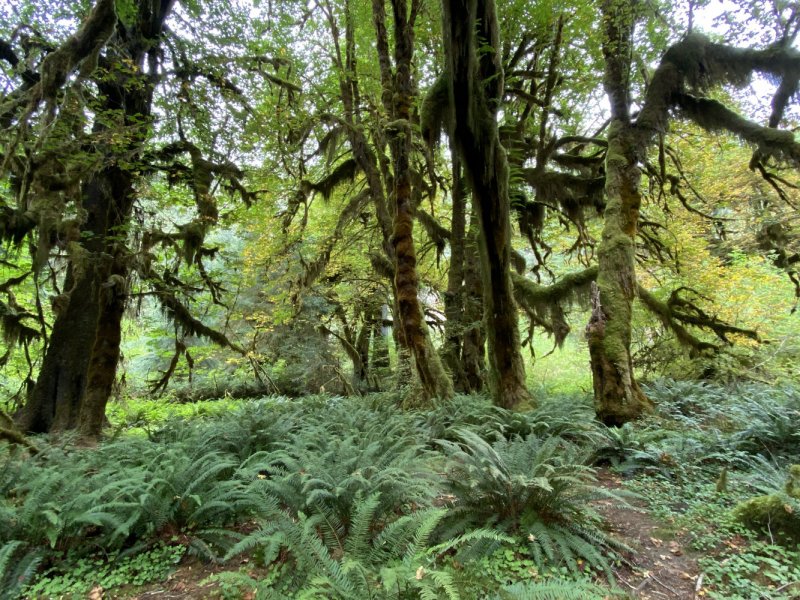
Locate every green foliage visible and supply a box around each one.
[420,394,602,445]
[492,579,618,600]
[698,542,800,600]
[732,459,800,543]
[644,379,800,462]
[437,429,631,579]
[218,497,505,600]
[8,381,800,599]
[0,541,41,600]
[591,422,670,472]
[23,543,185,599]
[238,415,436,539]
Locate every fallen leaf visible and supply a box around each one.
[650,537,663,547]
[89,586,103,600]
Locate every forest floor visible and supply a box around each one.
[594,469,701,600]
[115,469,705,600]
[8,384,800,600]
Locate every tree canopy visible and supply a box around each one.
[0,0,798,435]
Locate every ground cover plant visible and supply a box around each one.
[1,381,799,598]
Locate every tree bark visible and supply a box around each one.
[462,217,487,393]
[354,304,377,391]
[15,265,98,433]
[16,0,171,435]
[15,163,128,432]
[388,0,454,403]
[441,0,533,409]
[371,304,391,388]
[443,150,470,391]
[78,259,127,439]
[589,0,652,425]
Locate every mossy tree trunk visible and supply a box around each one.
[371,304,392,388]
[387,0,454,403]
[462,218,487,392]
[78,223,131,438]
[14,196,103,433]
[589,0,652,425]
[441,0,533,409]
[354,303,378,392]
[443,150,470,392]
[15,0,171,435]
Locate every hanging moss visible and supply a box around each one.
[512,267,596,348]
[180,220,205,265]
[420,73,451,148]
[510,250,526,274]
[637,285,760,355]
[416,208,450,261]
[309,159,360,201]
[37,0,116,122]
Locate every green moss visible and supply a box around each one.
[734,464,800,542]
[734,495,800,540]
[420,73,451,147]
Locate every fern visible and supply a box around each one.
[0,541,40,600]
[494,580,619,600]
[439,429,633,579]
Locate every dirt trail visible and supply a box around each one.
[595,468,703,600]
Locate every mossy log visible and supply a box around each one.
[733,466,800,542]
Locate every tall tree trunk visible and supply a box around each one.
[588,124,652,425]
[589,0,652,425]
[443,150,470,391]
[371,304,391,389]
[441,0,533,409]
[389,0,454,403]
[354,305,376,391]
[78,255,128,439]
[15,166,124,433]
[16,0,171,435]
[462,217,487,393]
[15,264,99,433]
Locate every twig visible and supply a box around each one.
[775,581,799,593]
[613,571,637,590]
[650,574,680,596]
[694,573,704,599]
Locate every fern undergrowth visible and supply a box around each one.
[3,381,797,599]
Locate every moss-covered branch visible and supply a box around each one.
[637,285,761,354]
[638,33,800,159]
[416,208,450,260]
[0,407,39,455]
[147,275,246,355]
[511,267,597,347]
[676,94,800,164]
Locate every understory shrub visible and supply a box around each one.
[437,429,631,579]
